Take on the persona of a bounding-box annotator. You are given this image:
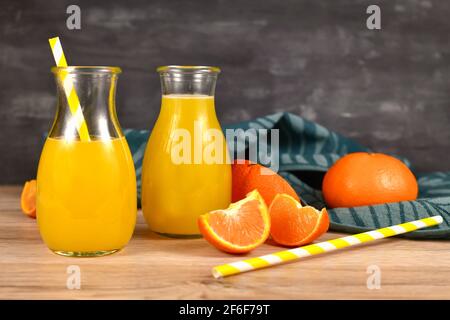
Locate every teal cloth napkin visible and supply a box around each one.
[125,112,450,239]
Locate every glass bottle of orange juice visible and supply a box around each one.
[141,66,232,237]
[37,66,137,256]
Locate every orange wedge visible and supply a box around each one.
[21,179,37,219]
[198,190,270,254]
[269,194,329,247]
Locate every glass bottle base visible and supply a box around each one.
[51,249,121,257]
[156,232,202,239]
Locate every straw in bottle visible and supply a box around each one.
[48,37,90,141]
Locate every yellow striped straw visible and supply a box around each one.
[212,215,443,278]
[48,37,90,141]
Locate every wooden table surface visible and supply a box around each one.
[1,186,449,300]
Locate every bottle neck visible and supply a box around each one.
[50,67,122,141]
[158,66,220,96]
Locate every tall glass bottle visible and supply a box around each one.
[141,66,232,237]
[37,66,137,257]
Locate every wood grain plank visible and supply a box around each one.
[0,186,449,299]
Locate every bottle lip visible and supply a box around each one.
[51,66,122,74]
[156,65,221,74]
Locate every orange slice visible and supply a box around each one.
[198,190,270,254]
[269,194,329,247]
[21,180,37,219]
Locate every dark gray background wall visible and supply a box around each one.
[0,0,449,183]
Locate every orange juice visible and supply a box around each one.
[141,94,232,236]
[37,136,137,255]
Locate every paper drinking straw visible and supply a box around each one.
[212,215,443,279]
[48,37,90,141]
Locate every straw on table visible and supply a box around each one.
[48,37,90,141]
[212,215,443,279]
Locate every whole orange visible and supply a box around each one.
[232,160,300,206]
[322,152,418,208]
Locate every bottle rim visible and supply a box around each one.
[156,65,221,74]
[51,66,122,74]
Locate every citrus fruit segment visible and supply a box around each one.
[198,189,270,254]
[322,152,418,208]
[21,180,37,219]
[269,193,329,247]
[232,160,300,206]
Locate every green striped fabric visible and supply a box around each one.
[125,112,450,239]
